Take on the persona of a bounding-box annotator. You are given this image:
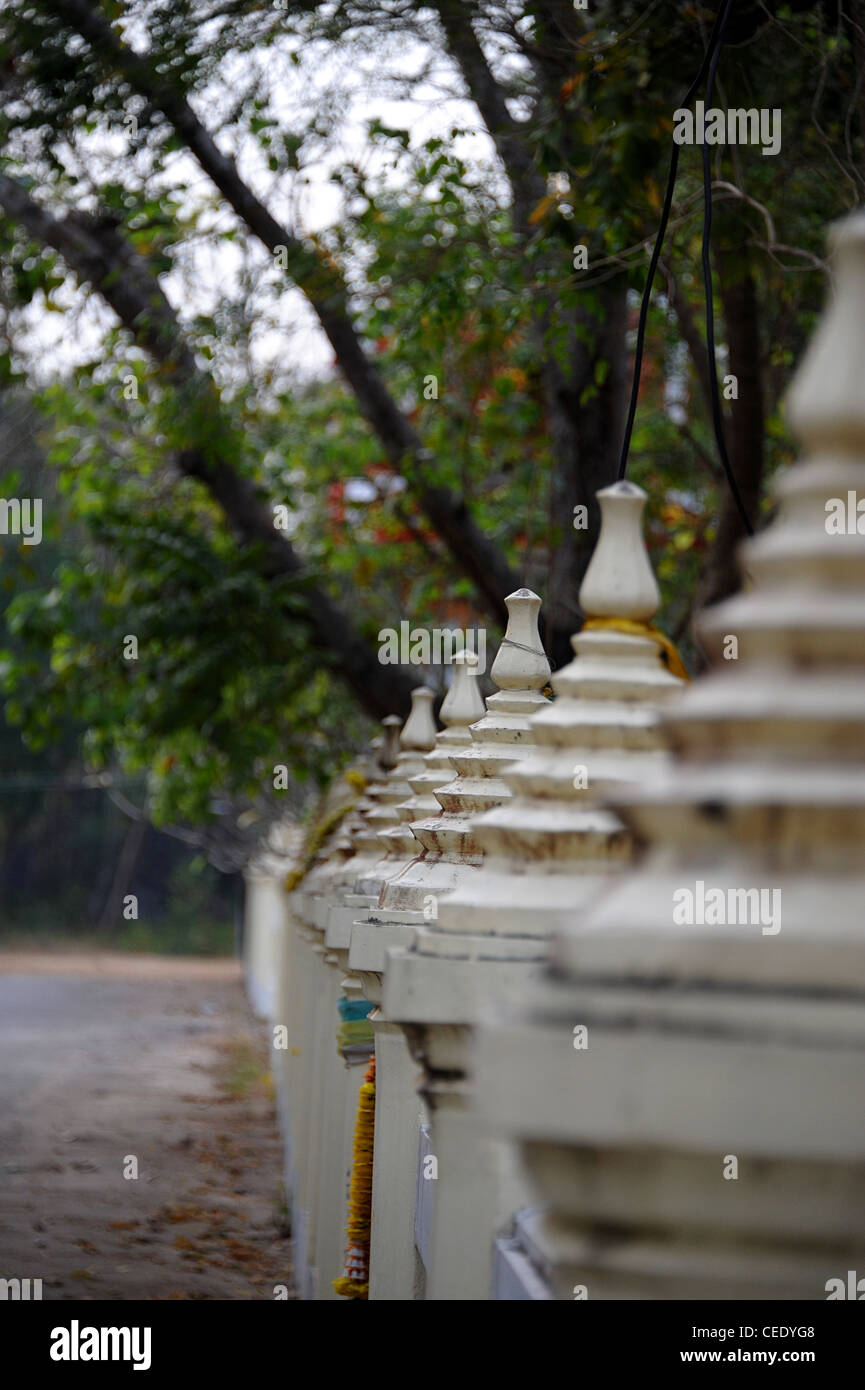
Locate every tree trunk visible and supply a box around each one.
[693,250,765,630]
[542,283,628,670]
[98,814,147,933]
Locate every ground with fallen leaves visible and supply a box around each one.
[0,951,294,1300]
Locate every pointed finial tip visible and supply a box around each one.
[785,209,865,448]
[828,208,865,256]
[452,648,478,668]
[597,480,647,501]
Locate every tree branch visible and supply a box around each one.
[432,0,547,221]
[0,171,420,721]
[50,0,518,624]
[660,257,716,424]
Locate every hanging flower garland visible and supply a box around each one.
[333,1056,376,1300]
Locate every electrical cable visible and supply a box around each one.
[617,0,753,537]
[617,0,734,481]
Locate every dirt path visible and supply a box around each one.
[0,951,294,1300]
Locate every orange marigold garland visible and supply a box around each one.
[333,1056,376,1299]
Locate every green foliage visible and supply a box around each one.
[0,0,858,831]
[0,372,361,824]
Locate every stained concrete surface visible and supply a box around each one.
[0,952,294,1300]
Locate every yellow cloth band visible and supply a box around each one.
[582,616,691,682]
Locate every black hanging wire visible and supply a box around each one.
[616,0,733,481]
[616,0,753,535]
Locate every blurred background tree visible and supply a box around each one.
[0,0,859,940]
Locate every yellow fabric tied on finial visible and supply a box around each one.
[581,616,690,682]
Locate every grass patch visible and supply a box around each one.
[0,917,236,956]
[216,1035,272,1100]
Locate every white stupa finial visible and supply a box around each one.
[400,686,437,751]
[489,589,550,691]
[378,715,402,771]
[440,649,485,728]
[578,481,660,621]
